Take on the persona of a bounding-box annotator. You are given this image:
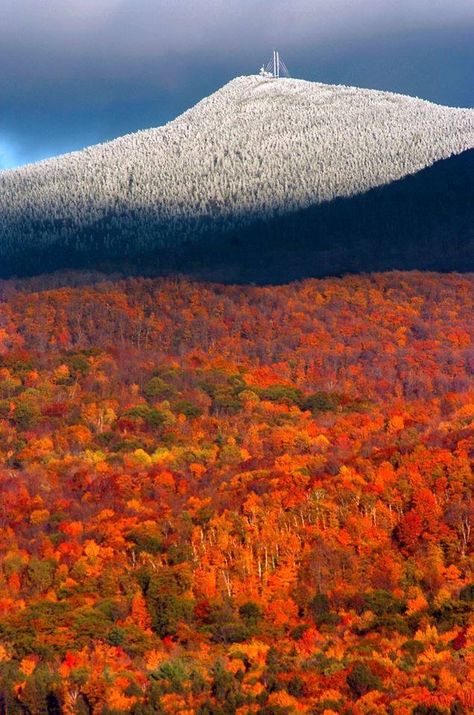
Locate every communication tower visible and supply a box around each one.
[259,51,290,78]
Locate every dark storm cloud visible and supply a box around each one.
[1,0,473,168]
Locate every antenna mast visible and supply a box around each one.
[261,51,290,79]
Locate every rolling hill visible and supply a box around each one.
[0,75,473,280]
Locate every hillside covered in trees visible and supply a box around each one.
[0,76,473,279]
[0,271,472,713]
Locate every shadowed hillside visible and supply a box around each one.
[2,148,473,282]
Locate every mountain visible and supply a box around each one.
[189,148,474,283]
[0,75,473,280]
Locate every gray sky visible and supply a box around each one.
[1,0,473,168]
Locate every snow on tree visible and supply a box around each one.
[0,75,473,259]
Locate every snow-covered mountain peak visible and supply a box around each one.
[0,75,473,267]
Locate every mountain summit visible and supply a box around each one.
[1,76,473,280]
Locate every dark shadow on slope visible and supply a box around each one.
[1,149,473,283]
[173,148,474,283]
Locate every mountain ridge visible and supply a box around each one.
[0,75,473,280]
[3,75,473,172]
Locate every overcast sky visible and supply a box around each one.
[1,0,473,169]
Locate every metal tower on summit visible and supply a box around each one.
[260,51,290,78]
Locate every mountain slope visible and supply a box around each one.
[2,148,473,282]
[165,148,474,283]
[0,75,473,278]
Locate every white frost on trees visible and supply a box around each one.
[0,75,473,255]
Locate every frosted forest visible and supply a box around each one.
[0,76,473,267]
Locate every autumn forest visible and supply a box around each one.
[0,271,472,715]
